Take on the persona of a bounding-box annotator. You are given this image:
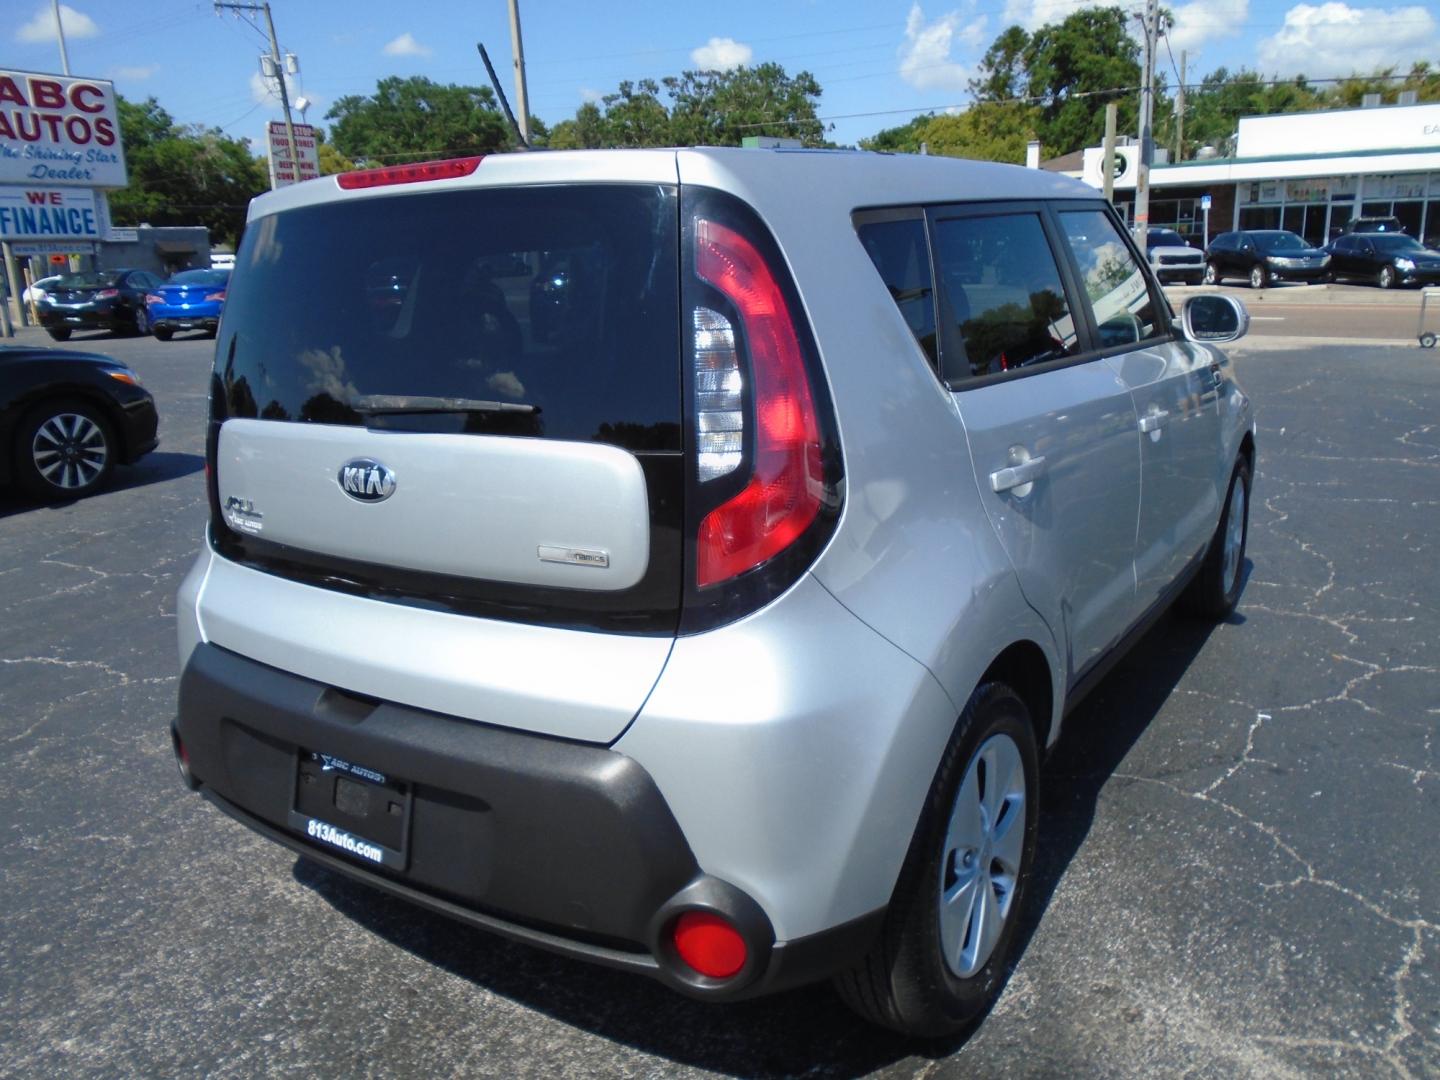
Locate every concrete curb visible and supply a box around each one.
[1164,283,1438,307]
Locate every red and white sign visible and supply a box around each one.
[267,121,320,187]
[0,69,126,187]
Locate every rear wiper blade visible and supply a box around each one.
[349,395,540,415]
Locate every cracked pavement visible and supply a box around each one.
[0,331,1435,1078]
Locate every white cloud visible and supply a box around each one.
[691,37,753,70]
[1166,0,1251,51]
[899,4,985,92]
[112,64,158,81]
[579,87,603,104]
[16,3,99,43]
[383,32,432,57]
[1258,3,1439,75]
[251,70,279,105]
[1001,0,1081,31]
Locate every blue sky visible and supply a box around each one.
[10,0,1440,155]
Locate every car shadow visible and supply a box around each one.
[0,451,204,517]
[289,568,1249,1076]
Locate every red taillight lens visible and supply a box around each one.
[336,155,485,190]
[672,911,747,979]
[694,218,823,588]
[96,288,119,299]
[204,291,226,302]
[144,293,163,305]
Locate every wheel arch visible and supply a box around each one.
[979,639,1055,752]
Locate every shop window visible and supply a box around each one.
[1239,206,1280,230]
[1394,202,1423,239]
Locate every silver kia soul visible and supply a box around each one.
[173,148,1254,1036]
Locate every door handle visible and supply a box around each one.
[989,455,1047,493]
[1139,409,1170,434]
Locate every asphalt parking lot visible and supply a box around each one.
[1,325,1436,1078]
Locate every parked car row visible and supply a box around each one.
[32,267,229,342]
[1202,228,1440,289]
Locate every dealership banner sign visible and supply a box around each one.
[0,70,127,187]
[0,186,101,242]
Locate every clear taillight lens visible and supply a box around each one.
[694,306,743,482]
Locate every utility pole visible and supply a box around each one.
[507,0,531,145]
[214,2,297,188]
[1134,0,1158,258]
[1175,50,1187,162]
[1102,103,1118,205]
[51,0,71,74]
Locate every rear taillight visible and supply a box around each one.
[680,189,842,632]
[336,156,484,190]
[204,291,226,302]
[96,288,119,299]
[692,218,825,588]
[144,293,163,305]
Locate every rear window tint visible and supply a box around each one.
[170,269,229,286]
[219,184,680,452]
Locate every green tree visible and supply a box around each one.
[106,96,268,246]
[970,25,1031,102]
[665,63,825,146]
[325,76,512,164]
[1021,7,1140,155]
[548,63,827,149]
[861,103,1039,163]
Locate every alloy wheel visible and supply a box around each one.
[939,733,1026,979]
[31,412,109,491]
[1222,476,1246,595]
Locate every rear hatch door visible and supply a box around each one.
[205,175,683,743]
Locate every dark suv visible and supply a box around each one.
[1205,230,1331,288]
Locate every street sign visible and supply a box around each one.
[1200,194,1212,210]
[0,186,101,242]
[0,70,127,187]
[266,121,320,188]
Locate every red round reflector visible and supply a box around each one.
[672,911,747,979]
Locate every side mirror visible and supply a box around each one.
[1182,294,1249,343]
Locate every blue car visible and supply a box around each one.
[145,268,229,340]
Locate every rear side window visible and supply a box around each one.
[1056,209,1161,349]
[929,212,1082,379]
[856,218,938,368]
[219,184,680,452]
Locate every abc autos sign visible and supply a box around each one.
[0,70,127,188]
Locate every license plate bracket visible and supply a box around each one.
[289,749,411,870]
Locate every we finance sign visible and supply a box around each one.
[0,70,126,187]
[0,187,100,242]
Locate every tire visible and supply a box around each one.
[127,306,150,336]
[1378,266,1396,290]
[1204,261,1219,285]
[1184,458,1251,619]
[834,682,1039,1038]
[1419,332,1437,349]
[46,327,71,342]
[153,326,174,342]
[1249,264,1267,289]
[13,398,116,501]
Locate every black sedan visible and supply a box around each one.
[35,268,168,341]
[1204,230,1331,288]
[1328,233,1440,289]
[0,346,159,500]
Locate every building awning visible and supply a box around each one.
[154,240,196,255]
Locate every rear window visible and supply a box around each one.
[219,184,680,452]
[169,268,229,286]
[56,271,122,288]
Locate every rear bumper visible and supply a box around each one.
[173,641,881,999]
[152,315,220,332]
[37,305,126,330]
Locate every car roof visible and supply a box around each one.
[247,147,1101,224]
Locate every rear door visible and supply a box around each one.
[1055,206,1221,607]
[932,202,1141,687]
[208,179,683,742]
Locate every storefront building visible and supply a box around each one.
[1048,100,1440,247]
